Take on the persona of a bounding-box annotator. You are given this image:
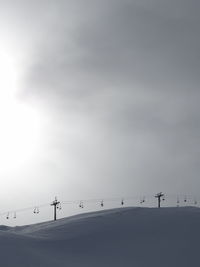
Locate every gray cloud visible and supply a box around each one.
[21,0,200,93]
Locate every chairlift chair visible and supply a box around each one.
[79,202,83,208]
[57,203,62,210]
[140,197,145,204]
[34,207,39,214]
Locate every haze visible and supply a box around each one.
[0,0,199,225]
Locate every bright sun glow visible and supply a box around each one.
[0,47,41,173]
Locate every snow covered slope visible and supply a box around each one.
[0,207,200,267]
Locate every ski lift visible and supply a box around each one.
[57,203,62,210]
[13,212,16,219]
[6,213,9,219]
[79,201,84,208]
[121,199,124,206]
[140,197,145,204]
[101,200,104,207]
[34,207,39,214]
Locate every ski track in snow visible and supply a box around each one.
[0,207,199,267]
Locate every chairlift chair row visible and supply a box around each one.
[2,196,199,221]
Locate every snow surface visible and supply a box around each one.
[0,207,200,266]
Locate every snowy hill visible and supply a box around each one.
[0,207,200,267]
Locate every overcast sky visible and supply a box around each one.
[0,0,200,223]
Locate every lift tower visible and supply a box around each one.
[155,192,165,208]
[51,197,60,221]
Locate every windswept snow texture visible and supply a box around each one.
[0,207,200,267]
